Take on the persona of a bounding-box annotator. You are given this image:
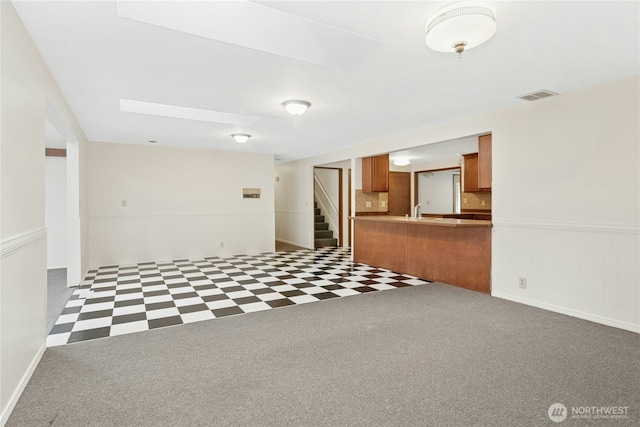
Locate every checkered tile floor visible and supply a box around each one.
[47,247,430,347]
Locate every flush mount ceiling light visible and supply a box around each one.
[282,100,311,116]
[231,133,251,143]
[425,2,496,58]
[393,157,411,166]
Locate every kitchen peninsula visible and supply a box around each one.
[351,216,492,293]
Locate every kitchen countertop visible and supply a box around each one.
[350,215,492,228]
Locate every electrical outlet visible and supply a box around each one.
[519,277,527,289]
[220,242,224,248]
[121,200,127,207]
[366,201,372,208]
[481,200,486,206]
[381,201,386,207]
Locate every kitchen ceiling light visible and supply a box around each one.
[231,133,251,143]
[282,100,311,116]
[393,157,411,167]
[425,2,496,58]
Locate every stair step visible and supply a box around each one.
[314,208,321,215]
[314,215,325,223]
[315,223,329,230]
[315,237,338,248]
[315,230,333,238]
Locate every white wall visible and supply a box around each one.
[0,2,89,424]
[275,75,640,333]
[275,161,314,248]
[45,156,67,268]
[88,142,275,267]
[490,76,639,332]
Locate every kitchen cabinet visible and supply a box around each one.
[463,153,480,192]
[352,216,492,293]
[478,134,492,189]
[388,171,410,216]
[463,134,492,192]
[362,154,389,192]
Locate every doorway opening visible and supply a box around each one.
[44,119,70,331]
[414,167,462,214]
[44,110,81,332]
[313,166,344,248]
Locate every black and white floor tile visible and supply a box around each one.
[47,247,430,347]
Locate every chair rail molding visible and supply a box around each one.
[493,219,639,235]
[0,227,47,259]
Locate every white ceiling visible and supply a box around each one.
[13,1,639,163]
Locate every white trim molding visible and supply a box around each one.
[493,291,640,333]
[0,343,46,426]
[89,211,275,219]
[493,219,639,235]
[0,228,47,260]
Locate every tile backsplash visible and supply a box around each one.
[462,191,492,210]
[355,190,389,212]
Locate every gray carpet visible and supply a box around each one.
[8,283,639,426]
[47,268,73,333]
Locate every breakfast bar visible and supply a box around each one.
[351,216,492,293]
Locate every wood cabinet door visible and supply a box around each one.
[478,134,492,189]
[372,154,389,192]
[463,153,479,192]
[362,154,389,193]
[388,171,410,216]
[362,156,374,193]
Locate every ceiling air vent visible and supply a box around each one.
[518,90,558,101]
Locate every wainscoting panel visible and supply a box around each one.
[492,221,639,332]
[89,213,274,268]
[1,228,47,425]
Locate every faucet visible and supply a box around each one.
[414,203,421,218]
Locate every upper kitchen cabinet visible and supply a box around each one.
[463,134,492,192]
[463,153,480,192]
[478,134,492,189]
[362,154,389,192]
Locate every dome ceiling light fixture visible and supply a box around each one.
[282,100,311,116]
[425,2,497,58]
[393,157,411,167]
[231,133,251,143]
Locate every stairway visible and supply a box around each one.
[314,202,338,248]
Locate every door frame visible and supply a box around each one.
[313,167,343,246]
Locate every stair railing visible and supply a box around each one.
[313,172,339,244]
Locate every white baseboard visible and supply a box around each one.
[1,343,46,427]
[492,291,640,334]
